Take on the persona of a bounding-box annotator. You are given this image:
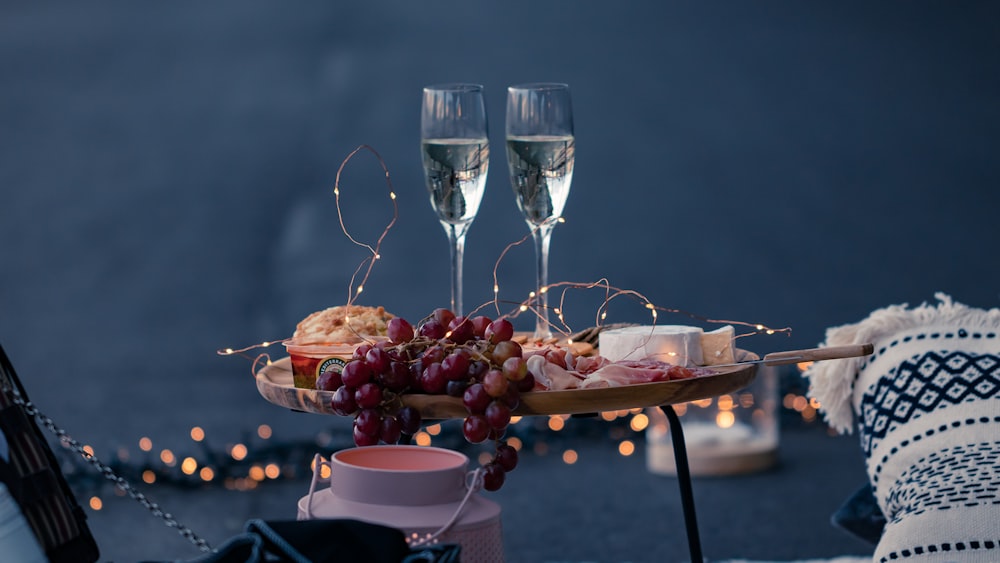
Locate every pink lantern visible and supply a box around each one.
[300,445,504,562]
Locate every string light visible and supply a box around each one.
[217,144,792,378]
[332,145,398,308]
[58,364,824,514]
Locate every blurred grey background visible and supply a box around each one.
[0,1,997,560]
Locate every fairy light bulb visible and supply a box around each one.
[231,444,248,461]
[618,440,636,457]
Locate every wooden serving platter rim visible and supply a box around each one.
[255,353,760,420]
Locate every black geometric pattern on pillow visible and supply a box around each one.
[883,441,1000,523]
[858,351,1000,456]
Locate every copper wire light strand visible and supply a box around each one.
[333,144,400,306]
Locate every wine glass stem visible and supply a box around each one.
[532,224,554,339]
[446,224,467,317]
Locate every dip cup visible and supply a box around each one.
[284,341,358,389]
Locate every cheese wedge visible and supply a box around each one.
[700,325,736,366]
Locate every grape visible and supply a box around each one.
[462,383,491,414]
[331,386,358,416]
[341,360,373,388]
[432,308,456,328]
[365,347,391,375]
[419,320,446,340]
[470,315,493,338]
[386,317,414,344]
[379,362,411,392]
[467,359,489,380]
[485,401,511,430]
[495,443,518,472]
[419,363,447,394]
[397,406,422,435]
[409,362,424,386]
[491,340,522,365]
[446,316,474,344]
[485,318,514,343]
[420,345,445,368]
[482,463,505,491]
[503,385,521,410]
[354,382,383,409]
[352,343,373,362]
[441,350,470,381]
[446,380,469,398]
[316,369,343,391]
[379,416,402,444]
[353,425,379,447]
[354,408,382,436]
[386,345,411,363]
[482,369,509,398]
[502,356,528,382]
[516,371,536,392]
[462,415,490,443]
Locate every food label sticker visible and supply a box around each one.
[317,356,348,377]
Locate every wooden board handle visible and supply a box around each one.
[762,344,874,366]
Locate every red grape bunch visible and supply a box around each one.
[316,307,534,491]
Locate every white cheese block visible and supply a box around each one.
[598,325,704,366]
[700,325,736,366]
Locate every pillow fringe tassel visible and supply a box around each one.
[802,292,1000,434]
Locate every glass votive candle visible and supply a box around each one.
[646,364,779,476]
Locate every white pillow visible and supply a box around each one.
[804,293,1000,562]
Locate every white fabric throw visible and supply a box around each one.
[803,293,1000,562]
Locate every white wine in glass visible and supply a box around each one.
[421,84,489,317]
[505,83,575,339]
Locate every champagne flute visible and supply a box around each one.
[505,83,575,340]
[421,84,490,317]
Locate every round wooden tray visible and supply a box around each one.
[255,351,759,420]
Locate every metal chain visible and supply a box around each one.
[4,383,213,552]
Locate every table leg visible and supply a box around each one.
[660,404,703,563]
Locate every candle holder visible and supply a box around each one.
[646,364,779,476]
